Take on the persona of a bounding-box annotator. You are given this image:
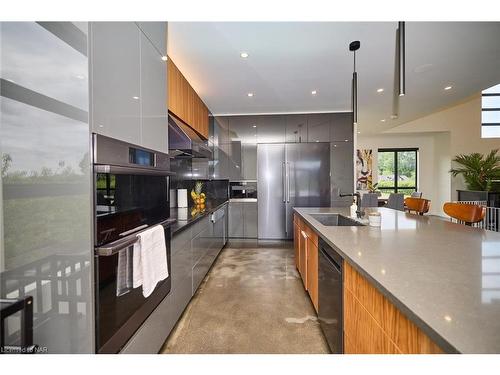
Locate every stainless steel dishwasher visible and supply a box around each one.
[318,238,343,353]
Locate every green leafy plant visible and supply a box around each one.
[449,149,500,191]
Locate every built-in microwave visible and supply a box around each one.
[229,181,257,200]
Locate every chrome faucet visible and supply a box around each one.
[339,192,365,218]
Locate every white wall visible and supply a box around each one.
[357,132,446,215]
[359,94,500,216]
[387,95,500,198]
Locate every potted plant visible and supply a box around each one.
[449,149,500,191]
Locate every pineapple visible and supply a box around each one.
[191,181,205,207]
[194,181,203,196]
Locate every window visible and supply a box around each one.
[482,84,500,138]
[377,148,418,196]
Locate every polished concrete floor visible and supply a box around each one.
[161,240,329,354]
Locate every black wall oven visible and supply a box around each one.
[93,134,175,353]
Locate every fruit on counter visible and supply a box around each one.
[190,181,206,205]
[191,190,197,200]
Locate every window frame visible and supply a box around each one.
[377,148,418,194]
[481,85,500,138]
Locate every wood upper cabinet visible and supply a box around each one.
[167,58,209,139]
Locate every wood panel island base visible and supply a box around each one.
[293,212,443,354]
[344,262,442,354]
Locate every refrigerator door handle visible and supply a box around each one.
[286,162,290,203]
[282,162,286,203]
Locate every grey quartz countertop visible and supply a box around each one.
[170,200,228,235]
[294,206,500,354]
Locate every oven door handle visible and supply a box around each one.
[94,164,176,176]
[95,218,176,256]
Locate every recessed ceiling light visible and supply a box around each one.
[380,119,386,122]
[132,96,139,100]
[333,144,337,148]
[252,125,257,128]
[161,56,168,61]
[315,140,319,142]
[444,315,452,322]
[311,90,317,95]
[247,92,254,97]
[344,139,348,142]
[240,52,249,58]
[444,85,453,91]
[377,88,384,93]
[357,131,361,134]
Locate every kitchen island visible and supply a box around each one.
[293,207,500,354]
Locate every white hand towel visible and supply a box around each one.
[132,225,169,298]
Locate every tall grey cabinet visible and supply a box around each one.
[90,22,168,153]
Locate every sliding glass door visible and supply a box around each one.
[377,148,418,196]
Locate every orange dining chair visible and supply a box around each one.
[443,202,486,226]
[404,197,431,215]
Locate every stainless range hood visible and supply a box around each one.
[168,114,212,158]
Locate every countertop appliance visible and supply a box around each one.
[257,143,330,239]
[229,181,257,200]
[93,134,175,353]
[318,238,343,353]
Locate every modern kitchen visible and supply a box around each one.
[2,4,500,371]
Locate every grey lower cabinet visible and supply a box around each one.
[229,202,244,237]
[228,201,257,238]
[122,204,227,353]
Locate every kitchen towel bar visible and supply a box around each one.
[95,218,176,256]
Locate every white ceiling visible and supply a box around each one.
[168,22,500,134]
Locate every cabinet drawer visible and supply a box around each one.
[171,250,193,323]
[172,227,192,254]
[304,224,318,247]
[192,251,213,293]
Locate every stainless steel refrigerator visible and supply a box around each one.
[257,143,331,239]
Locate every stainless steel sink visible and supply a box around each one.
[310,213,364,226]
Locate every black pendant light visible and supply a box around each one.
[349,40,360,125]
[397,21,406,96]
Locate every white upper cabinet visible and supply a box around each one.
[91,22,141,144]
[90,22,169,153]
[140,32,168,153]
[136,22,167,56]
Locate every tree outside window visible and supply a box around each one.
[377,148,418,196]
